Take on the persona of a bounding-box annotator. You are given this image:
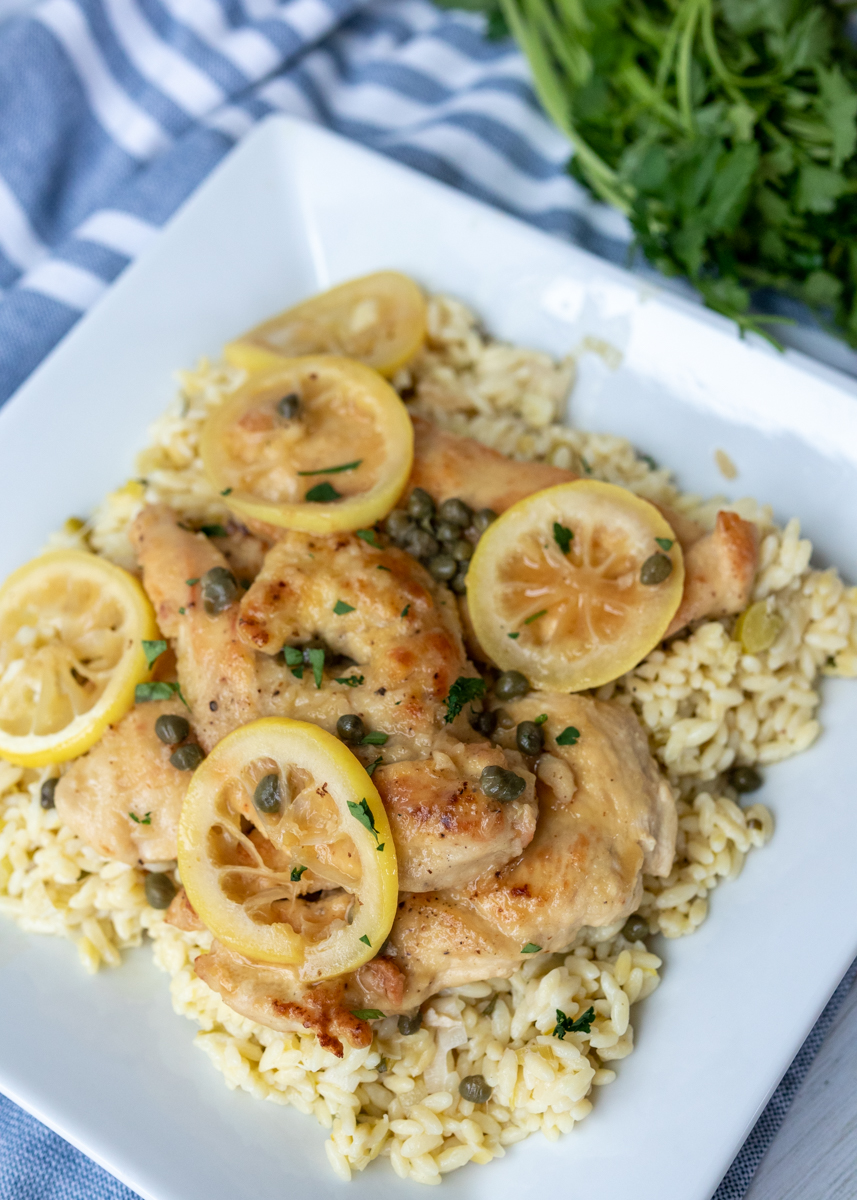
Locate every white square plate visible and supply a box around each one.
[1,114,856,1200]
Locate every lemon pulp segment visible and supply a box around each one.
[201,355,414,534]
[467,480,685,691]
[225,271,426,378]
[178,718,398,981]
[0,549,159,766]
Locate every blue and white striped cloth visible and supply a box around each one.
[0,0,854,1195]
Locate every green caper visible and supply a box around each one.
[516,720,544,755]
[254,773,282,815]
[494,670,530,700]
[405,529,439,560]
[438,498,473,528]
[40,777,58,810]
[385,510,414,544]
[277,392,300,419]
[428,554,458,582]
[459,1075,492,1104]
[407,488,436,522]
[640,552,673,586]
[170,743,205,771]
[154,713,190,745]
[622,914,650,942]
[472,508,497,535]
[434,520,460,544]
[145,872,177,910]
[481,765,526,803]
[728,765,763,793]
[337,714,366,744]
[201,566,239,614]
[450,568,469,594]
[469,709,497,737]
[452,539,473,562]
[397,1011,423,1036]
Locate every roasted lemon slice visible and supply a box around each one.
[467,480,684,691]
[178,718,397,981]
[0,549,159,766]
[225,271,427,378]
[201,355,414,533]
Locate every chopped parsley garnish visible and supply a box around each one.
[655,538,674,551]
[580,456,592,475]
[306,647,325,689]
[135,680,189,708]
[220,487,233,496]
[365,755,383,777]
[534,714,548,725]
[185,578,199,587]
[553,1007,596,1039]
[290,865,307,882]
[335,674,364,687]
[524,609,548,625]
[178,607,186,615]
[305,482,341,503]
[361,731,388,746]
[400,604,410,618]
[508,632,520,639]
[521,942,542,954]
[142,639,167,669]
[556,726,580,746]
[553,522,573,554]
[283,646,304,679]
[298,460,362,476]
[359,934,372,946]
[351,1009,384,1020]
[377,564,391,572]
[200,524,228,538]
[356,528,381,547]
[129,811,152,825]
[347,798,385,851]
[641,456,657,472]
[333,599,356,615]
[444,676,486,723]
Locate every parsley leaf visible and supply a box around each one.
[220,487,233,496]
[351,1009,384,1020]
[556,726,580,746]
[185,578,200,587]
[200,524,227,538]
[377,564,391,572]
[361,731,388,746]
[553,522,573,554]
[359,934,372,946]
[297,460,362,475]
[290,865,307,882]
[129,811,152,825]
[333,600,355,615]
[524,609,547,625]
[347,798,385,850]
[356,528,381,547]
[400,604,410,618]
[365,755,383,777]
[444,676,487,723]
[534,713,548,725]
[305,482,341,503]
[135,681,189,708]
[306,647,325,689]
[521,942,542,954]
[283,646,303,666]
[553,1006,596,1039]
[335,674,364,687]
[142,639,167,669]
[508,632,520,639]
[655,538,674,551]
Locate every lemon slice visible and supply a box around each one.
[467,480,684,691]
[178,718,397,981]
[225,271,426,378]
[0,549,159,766]
[201,355,414,533]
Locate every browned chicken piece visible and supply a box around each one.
[408,415,757,635]
[54,700,190,865]
[165,887,205,932]
[238,530,473,752]
[130,505,259,751]
[374,738,537,891]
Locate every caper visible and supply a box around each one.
[404,528,439,560]
[201,566,239,614]
[481,765,526,803]
[434,520,461,544]
[276,392,300,419]
[385,510,414,544]
[337,713,366,744]
[450,568,469,594]
[640,552,673,586]
[622,914,649,942]
[170,743,205,771]
[154,713,190,745]
[397,1011,423,1036]
[254,773,282,815]
[469,709,497,737]
[40,777,58,810]
[438,498,473,528]
[407,488,436,522]
[728,765,763,793]
[145,872,177,910]
[451,539,473,562]
[428,554,458,582]
[516,720,544,755]
[472,508,497,535]
[459,1074,492,1104]
[494,670,530,700]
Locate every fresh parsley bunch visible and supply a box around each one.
[458,0,857,343]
